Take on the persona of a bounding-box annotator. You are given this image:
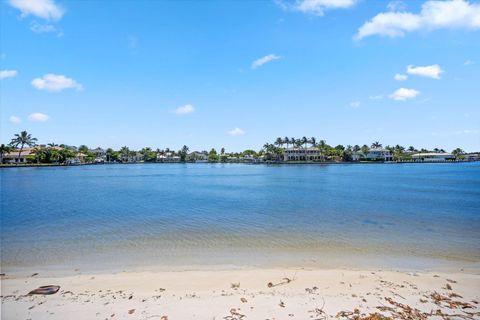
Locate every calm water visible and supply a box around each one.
[1,163,480,273]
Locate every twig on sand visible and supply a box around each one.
[267,273,297,288]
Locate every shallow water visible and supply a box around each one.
[1,163,480,272]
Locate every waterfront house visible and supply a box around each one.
[411,152,455,162]
[284,147,322,161]
[157,152,180,163]
[121,152,143,163]
[76,153,87,163]
[242,155,261,163]
[90,147,107,162]
[188,151,208,162]
[2,148,35,164]
[351,152,362,161]
[358,148,393,161]
[464,152,480,161]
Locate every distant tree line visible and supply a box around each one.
[0,131,470,165]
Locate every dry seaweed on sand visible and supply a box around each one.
[223,308,246,320]
[336,309,392,320]
[309,298,327,320]
[430,291,475,309]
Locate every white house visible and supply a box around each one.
[2,148,36,164]
[411,153,455,162]
[464,153,480,161]
[284,147,322,161]
[90,147,107,163]
[157,152,180,163]
[241,155,261,163]
[363,148,393,161]
[121,152,143,163]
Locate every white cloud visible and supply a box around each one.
[389,88,420,101]
[356,0,480,40]
[28,113,50,122]
[281,0,357,16]
[0,70,18,79]
[9,116,21,124]
[406,64,443,79]
[350,101,360,108]
[369,94,384,100]
[251,54,281,69]
[454,129,479,135]
[174,104,195,115]
[228,128,245,136]
[8,0,64,20]
[30,20,60,35]
[464,59,474,65]
[31,74,82,92]
[394,73,408,81]
[387,1,407,11]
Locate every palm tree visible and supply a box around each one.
[78,145,89,154]
[179,145,189,162]
[385,145,394,153]
[316,140,327,161]
[58,148,75,164]
[290,137,296,149]
[275,137,283,148]
[0,144,13,163]
[283,137,290,150]
[106,148,114,162]
[49,148,61,163]
[408,146,416,153]
[371,141,382,148]
[310,137,316,147]
[394,144,404,152]
[301,136,308,149]
[120,146,130,162]
[33,146,47,163]
[10,131,37,163]
[361,144,369,158]
[452,148,465,159]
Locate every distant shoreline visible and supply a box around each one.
[0,160,475,169]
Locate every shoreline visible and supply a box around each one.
[2,267,479,319]
[0,160,476,169]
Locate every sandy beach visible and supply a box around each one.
[2,268,479,319]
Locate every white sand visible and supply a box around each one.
[2,268,479,319]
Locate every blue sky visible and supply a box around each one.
[1,0,479,152]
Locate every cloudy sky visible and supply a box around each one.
[1,0,479,151]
